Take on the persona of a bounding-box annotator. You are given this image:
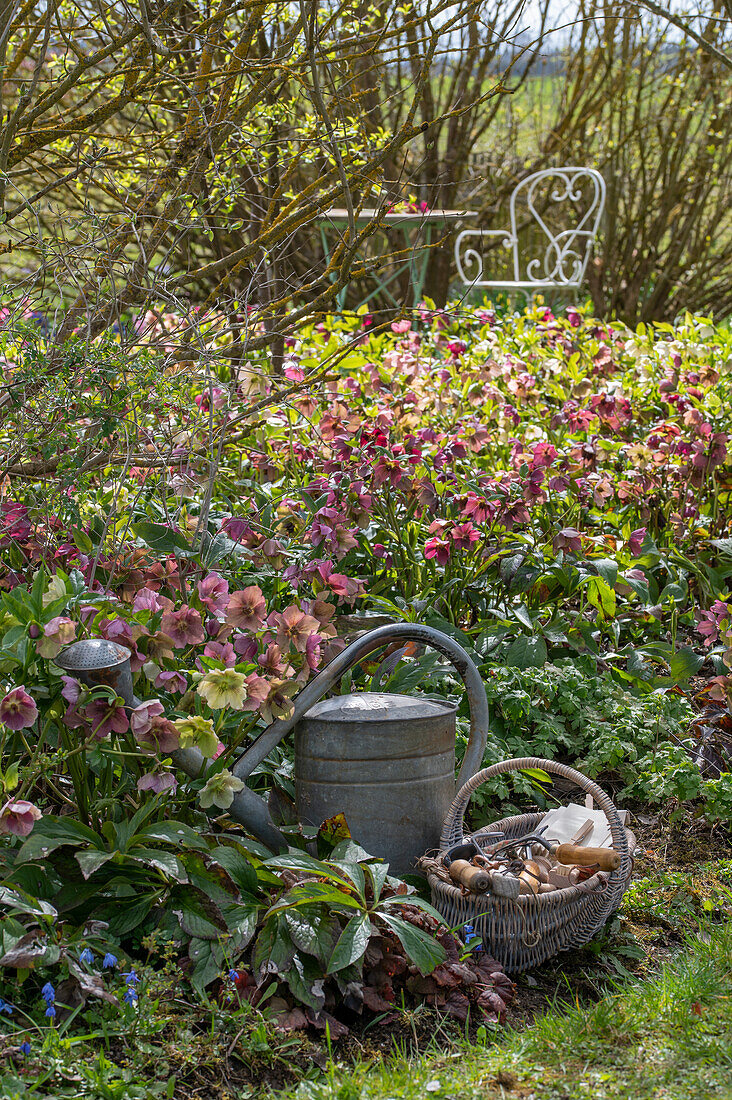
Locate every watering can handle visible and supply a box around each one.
[234,623,489,785]
[205,623,488,850]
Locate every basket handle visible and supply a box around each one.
[439,756,630,879]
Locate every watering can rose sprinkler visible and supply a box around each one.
[56,625,489,875]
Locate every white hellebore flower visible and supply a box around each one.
[198,770,245,810]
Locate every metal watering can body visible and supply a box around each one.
[295,691,458,875]
[56,624,489,873]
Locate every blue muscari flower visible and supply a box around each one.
[122,970,139,985]
[124,987,138,1005]
[44,1005,56,1018]
[19,1041,31,1056]
[102,953,118,969]
[462,922,483,953]
[79,947,95,965]
[0,997,13,1015]
[41,982,55,1002]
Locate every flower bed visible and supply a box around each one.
[0,301,731,1041]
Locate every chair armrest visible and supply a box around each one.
[455,228,515,286]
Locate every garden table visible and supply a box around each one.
[314,207,476,310]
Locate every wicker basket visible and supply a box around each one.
[427,757,634,973]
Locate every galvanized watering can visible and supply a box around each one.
[57,624,489,874]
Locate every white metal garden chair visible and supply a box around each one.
[454,167,606,293]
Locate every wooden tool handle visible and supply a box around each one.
[553,844,620,871]
[448,859,491,893]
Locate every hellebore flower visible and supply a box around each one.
[134,715,180,754]
[261,679,298,724]
[102,953,118,969]
[628,527,647,557]
[137,771,178,795]
[197,668,248,710]
[232,634,258,662]
[257,643,294,679]
[132,587,165,613]
[198,770,246,810]
[553,527,583,555]
[155,669,187,694]
[0,799,42,837]
[200,641,236,667]
[84,697,129,739]
[0,687,38,730]
[425,536,451,566]
[60,676,82,705]
[271,606,321,653]
[227,586,267,631]
[160,605,205,648]
[173,716,220,758]
[198,573,230,614]
[130,700,165,737]
[450,522,480,551]
[36,616,76,658]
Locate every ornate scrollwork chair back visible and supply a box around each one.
[455,167,606,292]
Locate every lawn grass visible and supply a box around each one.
[282,922,732,1100]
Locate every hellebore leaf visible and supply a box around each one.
[378,913,447,975]
[327,913,372,974]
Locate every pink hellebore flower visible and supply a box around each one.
[554,528,583,555]
[450,522,480,551]
[160,605,205,648]
[37,617,76,659]
[628,528,647,557]
[243,672,270,711]
[233,633,258,662]
[0,799,42,837]
[135,715,181,754]
[84,698,129,740]
[137,772,177,795]
[0,687,38,730]
[425,537,451,566]
[197,573,230,614]
[284,363,305,382]
[132,587,165,613]
[272,606,321,653]
[227,586,267,631]
[200,641,236,667]
[258,643,294,678]
[155,669,188,694]
[130,700,165,737]
[61,676,82,705]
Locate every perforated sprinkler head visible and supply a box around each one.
[55,639,134,705]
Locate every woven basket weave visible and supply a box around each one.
[427,757,633,973]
